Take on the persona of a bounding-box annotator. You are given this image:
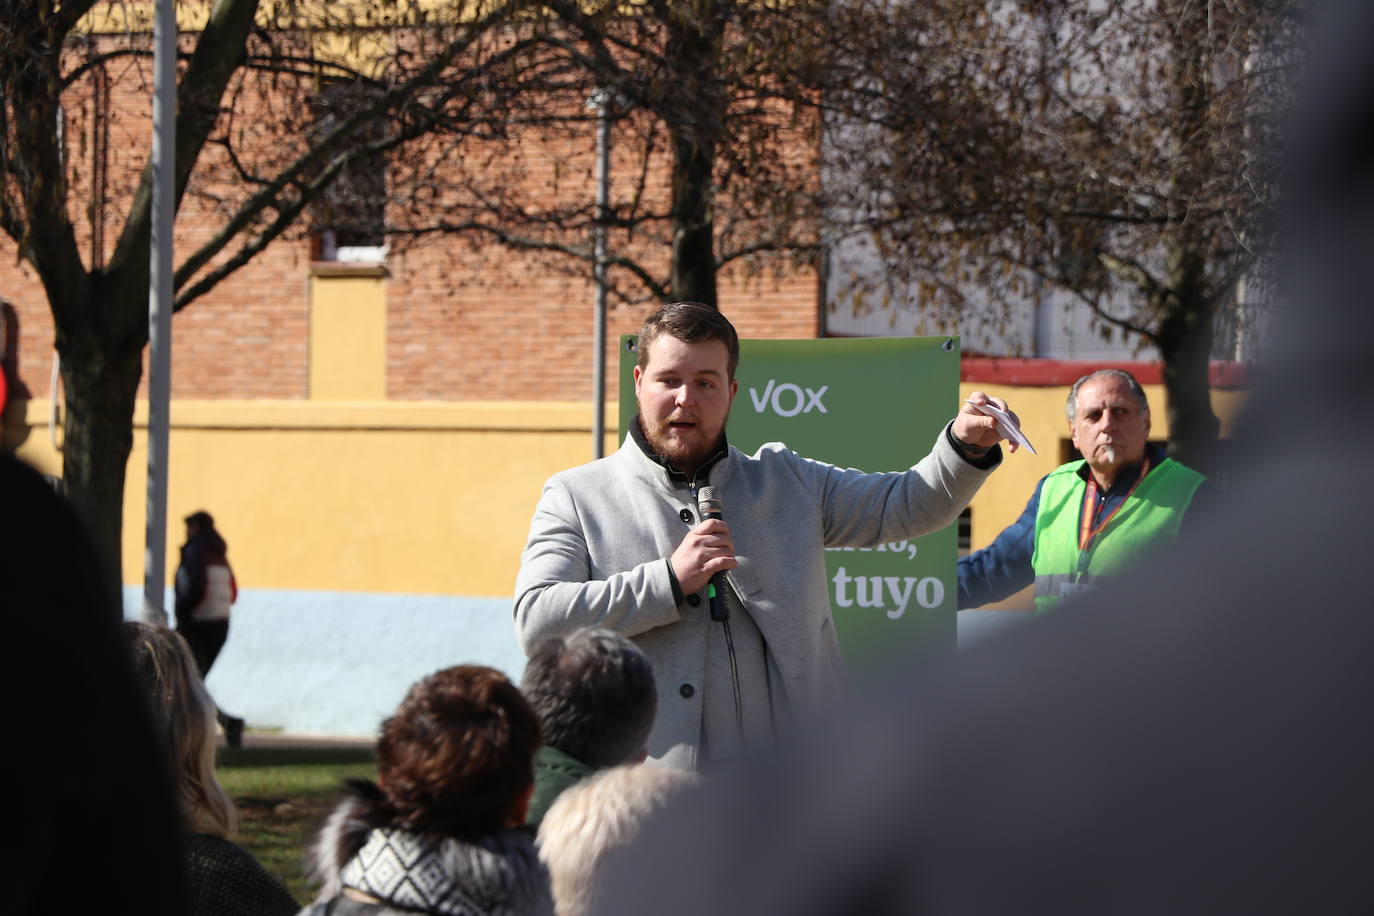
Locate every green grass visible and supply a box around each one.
[217,745,377,904]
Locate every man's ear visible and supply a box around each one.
[633,365,643,394]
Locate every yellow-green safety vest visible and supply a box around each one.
[1031,458,1205,613]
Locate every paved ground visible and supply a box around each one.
[222,730,374,750]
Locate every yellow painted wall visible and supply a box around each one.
[17,399,619,598]
[310,270,388,400]
[957,381,1248,609]
[11,382,1245,607]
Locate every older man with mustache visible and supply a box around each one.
[958,368,1210,613]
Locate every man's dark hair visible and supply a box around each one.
[635,302,740,381]
[184,510,215,530]
[522,628,657,770]
[377,665,541,840]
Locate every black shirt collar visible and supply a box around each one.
[628,413,729,487]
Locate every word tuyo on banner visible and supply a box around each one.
[831,567,945,620]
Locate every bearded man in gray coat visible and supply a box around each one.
[514,302,1017,769]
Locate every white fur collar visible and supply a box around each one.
[308,792,552,916]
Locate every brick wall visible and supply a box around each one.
[1,33,315,404]
[385,240,817,402]
[1,25,820,409]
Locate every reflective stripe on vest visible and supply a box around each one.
[1034,572,1078,598]
[1031,458,1205,613]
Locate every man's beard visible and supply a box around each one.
[1098,445,1119,466]
[643,408,730,471]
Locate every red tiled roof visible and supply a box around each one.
[959,358,1248,389]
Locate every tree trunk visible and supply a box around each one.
[669,125,718,307]
[1155,0,1219,474]
[58,325,143,616]
[665,4,724,308]
[1156,247,1220,474]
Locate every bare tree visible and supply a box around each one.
[0,0,546,604]
[823,0,1302,468]
[387,0,832,311]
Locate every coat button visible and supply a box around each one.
[686,594,701,607]
[679,683,695,699]
[679,508,693,523]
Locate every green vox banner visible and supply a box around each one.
[619,334,961,664]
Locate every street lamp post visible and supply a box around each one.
[142,0,176,624]
[590,89,613,459]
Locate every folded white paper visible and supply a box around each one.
[965,399,1037,455]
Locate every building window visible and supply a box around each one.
[310,81,387,263]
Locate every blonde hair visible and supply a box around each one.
[537,764,699,916]
[124,622,238,837]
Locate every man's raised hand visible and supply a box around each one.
[953,391,1021,454]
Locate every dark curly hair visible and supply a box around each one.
[376,665,541,840]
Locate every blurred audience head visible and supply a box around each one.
[522,628,657,768]
[124,621,238,837]
[377,665,541,840]
[5,455,187,914]
[538,764,699,916]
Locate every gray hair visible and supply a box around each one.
[538,764,700,916]
[1066,369,1149,422]
[521,628,657,769]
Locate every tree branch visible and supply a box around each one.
[1069,284,1155,342]
[390,219,670,301]
[53,0,103,35]
[3,8,92,331]
[172,169,335,311]
[1096,251,1166,303]
[61,48,155,90]
[171,10,536,292]
[106,0,264,293]
[716,238,820,269]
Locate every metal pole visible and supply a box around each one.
[143,0,176,624]
[592,90,611,458]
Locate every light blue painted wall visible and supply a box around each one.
[122,590,1023,737]
[125,587,525,738]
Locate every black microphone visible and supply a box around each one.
[696,486,729,621]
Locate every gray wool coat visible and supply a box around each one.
[513,423,998,769]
